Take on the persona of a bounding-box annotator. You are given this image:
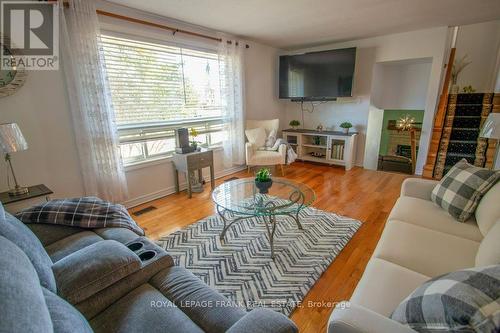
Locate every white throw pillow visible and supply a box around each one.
[245,127,267,148]
[265,128,277,148]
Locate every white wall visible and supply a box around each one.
[0,1,284,209]
[245,43,286,124]
[371,59,432,110]
[283,27,450,173]
[455,20,500,92]
[0,69,85,201]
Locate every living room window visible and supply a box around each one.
[100,34,226,165]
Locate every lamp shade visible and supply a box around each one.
[480,114,500,139]
[0,123,28,153]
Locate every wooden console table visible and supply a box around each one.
[283,129,358,170]
[172,150,215,198]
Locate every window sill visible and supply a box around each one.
[124,146,224,172]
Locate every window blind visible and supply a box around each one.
[100,34,226,165]
[101,34,222,125]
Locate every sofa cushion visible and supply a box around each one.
[53,240,142,304]
[90,283,204,333]
[350,258,430,316]
[374,220,479,277]
[226,308,298,333]
[476,220,500,267]
[475,181,500,236]
[46,231,104,263]
[430,159,499,222]
[391,265,500,333]
[388,196,483,242]
[42,287,92,333]
[0,235,54,332]
[0,205,57,292]
[150,266,246,333]
[27,224,85,246]
[94,227,139,243]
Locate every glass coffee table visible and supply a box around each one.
[211,178,316,258]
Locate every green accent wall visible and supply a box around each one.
[379,109,425,156]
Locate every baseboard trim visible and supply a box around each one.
[123,165,246,208]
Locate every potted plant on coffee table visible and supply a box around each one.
[340,122,353,134]
[255,168,273,194]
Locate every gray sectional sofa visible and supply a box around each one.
[0,204,297,333]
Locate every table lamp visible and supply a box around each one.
[0,123,29,196]
[480,113,500,170]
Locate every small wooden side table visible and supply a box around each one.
[0,184,53,205]
[172,150,215,198]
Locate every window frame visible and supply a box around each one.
[100,31,225,167]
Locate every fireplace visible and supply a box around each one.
[396,144,419,159]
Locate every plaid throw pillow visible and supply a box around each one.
[431,159,499,222]
[391,265,500,332]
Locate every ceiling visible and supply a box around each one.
[107,0,500,49]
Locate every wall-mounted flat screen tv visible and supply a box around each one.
[279,47,356,100]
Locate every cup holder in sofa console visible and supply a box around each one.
[127,242,144,252]
[138,250,156,262]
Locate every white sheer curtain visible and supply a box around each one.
[59,0,128,202]
[218,39,246,168]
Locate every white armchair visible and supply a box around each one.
[245,119,287,175]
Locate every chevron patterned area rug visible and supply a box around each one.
[157,201,362,316]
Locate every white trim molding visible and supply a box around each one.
[123,165,246,208]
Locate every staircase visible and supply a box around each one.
[434,93,492,179]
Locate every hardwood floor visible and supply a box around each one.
[129,162,410,333]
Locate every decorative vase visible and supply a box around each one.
[343,128,349,134]
[255,179,273,194]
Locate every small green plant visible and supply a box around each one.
[189,128,200,147]
[289,120,300,128]
[340,122,353,129]
[255,168,272,182]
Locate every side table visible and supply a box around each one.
[172,150,215,198]
[0,184,53,206]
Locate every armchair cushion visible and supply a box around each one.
[245,127,267,148]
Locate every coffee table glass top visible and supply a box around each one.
[212,178,315,216]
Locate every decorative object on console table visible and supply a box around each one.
[175,128,194,154]
[0,123,29,196]
[480,113,500,169]
[289,120,300,129]
[340,122,353,134]
[0,184,53,206]
[172,149,214,198]
[255,168,273,194]
[189,127,201,152]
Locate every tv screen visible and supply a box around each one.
[279,47,356,100]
